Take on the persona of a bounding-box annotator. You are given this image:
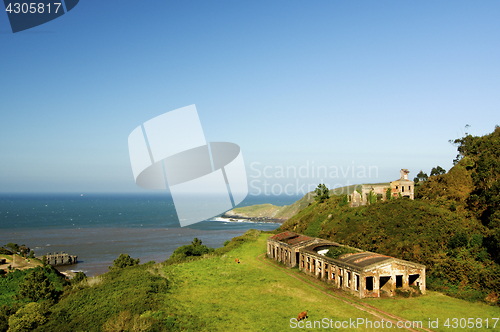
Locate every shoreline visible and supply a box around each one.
[219,213,286,224]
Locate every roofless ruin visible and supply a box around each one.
[267,231,425,298]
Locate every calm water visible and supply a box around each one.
[0,193,299,275]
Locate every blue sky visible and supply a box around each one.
[1,1,499,194]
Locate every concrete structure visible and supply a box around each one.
[46,252,77,266]
[390,169,414,200]
[267,232,426,299]
[350,169,414,206]
[267,231,324,268]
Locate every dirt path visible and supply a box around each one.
[256,253,434,332]
[0,255,42,271]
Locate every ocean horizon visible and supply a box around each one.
[0,193,301,275]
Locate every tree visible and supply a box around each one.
[0,304,20,332]
[314,184,330,203]
[368,190,377,204]
[5,243,19,254]
[28,250,34,259]
[16,267,57,302]
[18,245,29,257]
[71,271,87,284]
[191,238,202,247]
[109,254,140,270]
[7,302,47,332]
[430,166,446,177]
[413,170,428,183]
[385,187,392,200]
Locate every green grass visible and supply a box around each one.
[39,264,169,331]
[231,203,283,218]
[161,233,377,331]
[4,230,500,331]
[162,232,500,331]
[361,291,500,331]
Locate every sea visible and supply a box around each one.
[0,193,300,276]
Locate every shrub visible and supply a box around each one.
[8,302,48,331]
[109,254,140,270]
[16,266,60,303]
[71,272,87,285]
[325,247,357,259]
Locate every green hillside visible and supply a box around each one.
[278,126,500,303]
[3,231,500,331]
[230,184,362,220]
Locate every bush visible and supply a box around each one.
[325,247,357,259]
[71,272,87,285]
[8,302,48,331]
[109,254,140,270]
[0,304,20,332]
[166,238,214,264]
[16,266,61,303]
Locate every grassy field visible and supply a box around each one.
[361,292,500,332]
[0,254,12,260]
[162,232,500,331]
[161,232,377,331]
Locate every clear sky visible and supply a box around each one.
[1,1,499,195]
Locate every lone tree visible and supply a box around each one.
[430,166,446,177]
[314,183,330,203]
[413,170,429,183]
[109,254,140,270]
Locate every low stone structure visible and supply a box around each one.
[267,231,324,268]
[267,232,425,299]
[46,252,77,266]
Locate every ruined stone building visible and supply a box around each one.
[350,169,414,207]
[46,252,77,266]
[267,232,426,298]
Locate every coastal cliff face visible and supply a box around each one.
[222,204,285,222]
[224,204,282,218]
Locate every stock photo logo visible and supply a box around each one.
[3,0,79,33]
[128,105,248,227]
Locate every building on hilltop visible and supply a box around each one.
[267,232,426,299]
[349,169,414,207]
[390,168,414,200]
